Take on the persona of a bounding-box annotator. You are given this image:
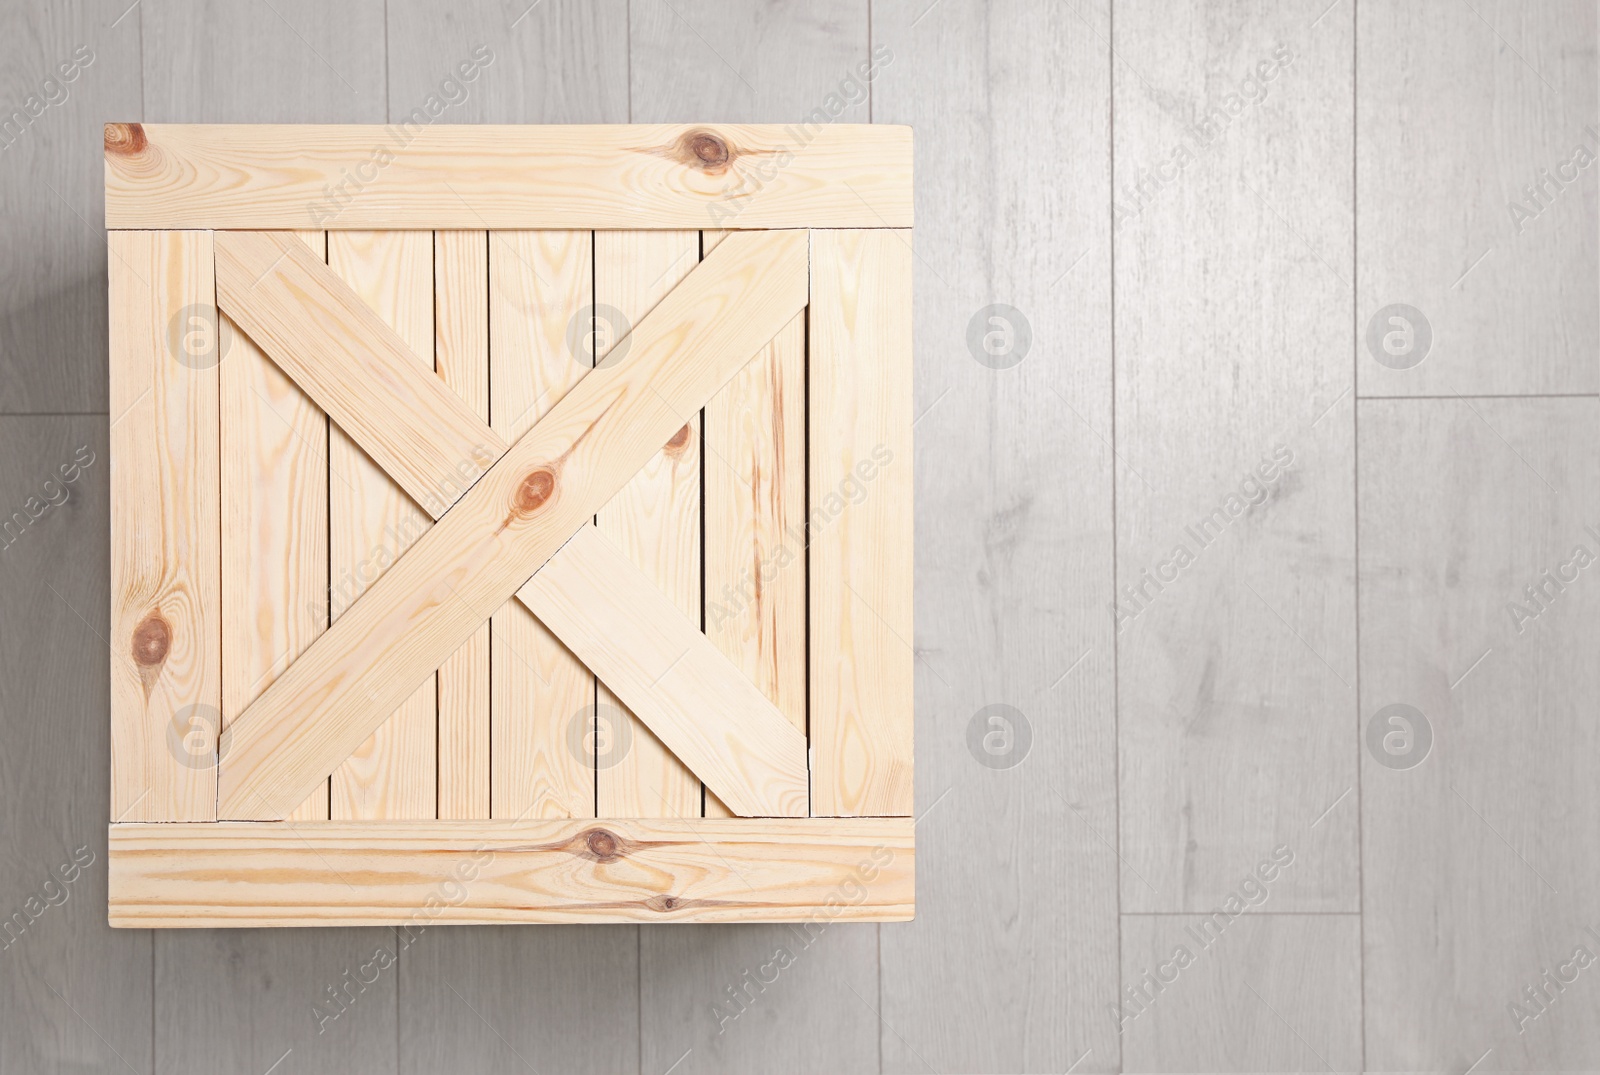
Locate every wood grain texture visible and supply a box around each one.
[1119,913,1361,1072]
[215,230,497,517]
[1360,398,1600,1071]
[809,229,914,817]
[0,0,141,412]
[104,123,913,230]
[519,527,809,818]
[1358,1,1598,395]
[873,0,1121,1070]
[703,231,808,821]
[0,417,150,1073]
[221,229,329,823]
[488,228,596,821]
[434,230,491,820]
[1114,0,1358,913]
[326,230,436,821]
[218,229,810,819]
[595,228,704,820]
[108,817,914,926]
[108,228,219,823]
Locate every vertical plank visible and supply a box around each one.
[594,229,703,820]
[1119,913,1362,1071]
[221,229,329,823]
[808,229,914,817]
[703,228,806,818]
[327,230,436,820]
[109,228,218,823]
[628,8,878,1073]
[488,229,595,821]
[383,7,639,1074]
[1114,1,1358,913]
[1,417,150,1072]
[1358,1,1597,396]
[873,0,1121,1070]
[1361,398,1600,1070]
[434,230,490,820]
[141,5,395,1073]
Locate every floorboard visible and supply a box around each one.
[1114,0,1360,917]
[0,0,141,413]
[873,1,1121,1071]
[1360,397,1600,1071]
[1357,0,1598,396]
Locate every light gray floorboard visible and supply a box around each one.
[0,417,148,1073]
[0,0,141,412]
[1114,0,1359,918]
[1360,397,1600,1071]
[1120,912,1362,1071]
[138,4,398,1072]
[1357,0,1598,396]
[625,3,882,1073]
[873,1,1121,1071]
[382,5,641,1074]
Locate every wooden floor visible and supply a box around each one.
[2,0,1596,1071]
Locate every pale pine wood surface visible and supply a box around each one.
[107,229,220,823]
[8,1,1597,1072]
[220,229,330,823]
[594,228,706,820]
[326,230,437,821]
[217,230,809,820]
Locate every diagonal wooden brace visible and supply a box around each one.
[215,229,811,819]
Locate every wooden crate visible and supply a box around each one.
[104,123,914,926]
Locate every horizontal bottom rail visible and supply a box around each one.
[108,817,914,927]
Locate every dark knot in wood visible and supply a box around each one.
[132,613,171,666]
[675,129,733,174]
[105,122,147,156]
[513,468,556,515]
[585,829,620,862]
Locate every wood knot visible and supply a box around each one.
[132,613,171,666]
[648,894,683,913]
[664,423,693,454]
[104,122,146,156]
[584,829,621,862]
[675,129,733,175]
[513,468,556,515]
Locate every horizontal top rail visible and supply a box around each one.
[103,122,913,230]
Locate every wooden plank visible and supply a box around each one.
[519,527,809,818]
[808,229,914,817]
[434,230,491,820]
[104,123,913,230]
[1119,913,1362,1070]
[1361,398,1600,1071]
[215,230,496,516]
[872,1,1119,1070]
[488,229,596,821]
[108,229,220,823]
[0,416,150,1072]
[1358,2,1597,395]
[326,230,435,820]
[595,229,703,819]
[221,229,329,823]
[108,817,913,926]
[218,229,810,820]
[1114,0,1358,913]
[703,228,807,820]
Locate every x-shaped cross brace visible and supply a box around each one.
[213,229,810,819]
